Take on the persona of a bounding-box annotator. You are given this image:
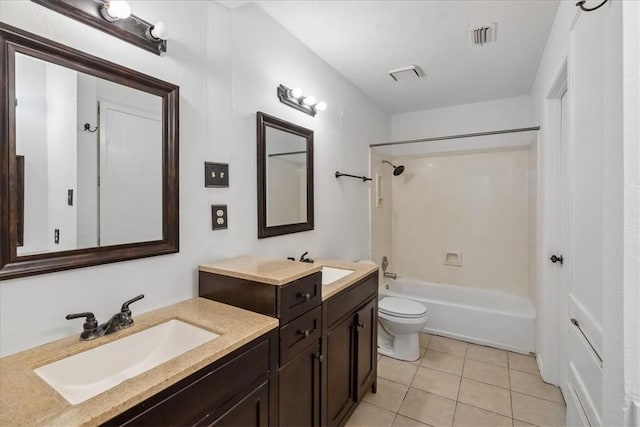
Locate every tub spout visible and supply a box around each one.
[384,271,397,280]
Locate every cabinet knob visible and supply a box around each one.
[298,292,311,301]
[314,353,323,362]
[298,329,310,338]
[356,322,365,329]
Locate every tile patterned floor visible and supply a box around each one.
[346,334,566,427]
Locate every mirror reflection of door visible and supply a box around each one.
[98,101,162,246]
[14,52,163,255]
[265,127,308,227]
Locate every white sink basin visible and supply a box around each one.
[321,266,355,285]
[35,319,218,404]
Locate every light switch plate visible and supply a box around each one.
[211,205,228,230]
[204,162,229,187]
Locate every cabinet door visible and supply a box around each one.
[205,381,269,427]
[279,339,321,427]
[355,299,377,401]
[326,314,355,427]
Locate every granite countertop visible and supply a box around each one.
[0,298,279,427]
[199,255,379,300]
[199,255,322,286]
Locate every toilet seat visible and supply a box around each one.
[379,297,427,319]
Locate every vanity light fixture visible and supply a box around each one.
[291,87,303,98]
[148,22,171,41]
[100,0,131,22]
[302,95,317,106]
[30,0,168,55]
[277,84,327,117]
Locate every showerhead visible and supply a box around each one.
[383,160,405,176]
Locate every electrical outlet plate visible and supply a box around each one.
[204,162,229,188]
[211,205,228,230]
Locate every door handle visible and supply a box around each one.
[298,329,311,338]
[550,254,564,265]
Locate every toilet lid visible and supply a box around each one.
[379,297,427,318]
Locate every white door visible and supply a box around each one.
[557,87,571,395]
[98,101,163,246]
[564,7,606,427]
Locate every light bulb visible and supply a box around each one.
[315,101,327,111]
[102,0,131,21]
[290,87,303,98]
[302,95,316,106]
[150,22,171,41]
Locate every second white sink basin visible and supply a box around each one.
[321,266,355,285]
[35,319,218,404]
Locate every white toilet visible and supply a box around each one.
[378,297,428,362]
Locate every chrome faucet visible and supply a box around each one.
[66,294,144,341]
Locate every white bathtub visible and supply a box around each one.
[380,278,536,354]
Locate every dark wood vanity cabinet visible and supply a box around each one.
[200,271,323,426]
[198,267,378,427]
[209,382,270,427]
[323,272,378,427]
[279,338,321,426]
[355,299,377,400]
[103,329,278,427]
[325,313,357,426]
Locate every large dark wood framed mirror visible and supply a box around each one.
[0,23,179,280]
[257,112,313,238]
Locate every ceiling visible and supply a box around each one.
[226,0,559,115]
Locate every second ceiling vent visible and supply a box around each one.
[388,65,423,82]
[469,23,497,46]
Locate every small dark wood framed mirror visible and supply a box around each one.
[0,23,179,279]
[257,112,314,238]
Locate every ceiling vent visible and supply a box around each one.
[469,23,497,46]
[388,65,423,82]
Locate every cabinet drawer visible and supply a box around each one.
[105,337,271,426]
[280,306,321,364]
[327,273,377,327]
[279,272,321,323]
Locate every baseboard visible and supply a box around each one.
[422,326,531,355]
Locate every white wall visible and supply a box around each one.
[604,1,640,425]
[391,95,532,142]
[0,1,389,357]
[228,4,389,260]
[390,149,531,297]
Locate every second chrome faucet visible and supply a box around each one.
[66,294,144,341]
